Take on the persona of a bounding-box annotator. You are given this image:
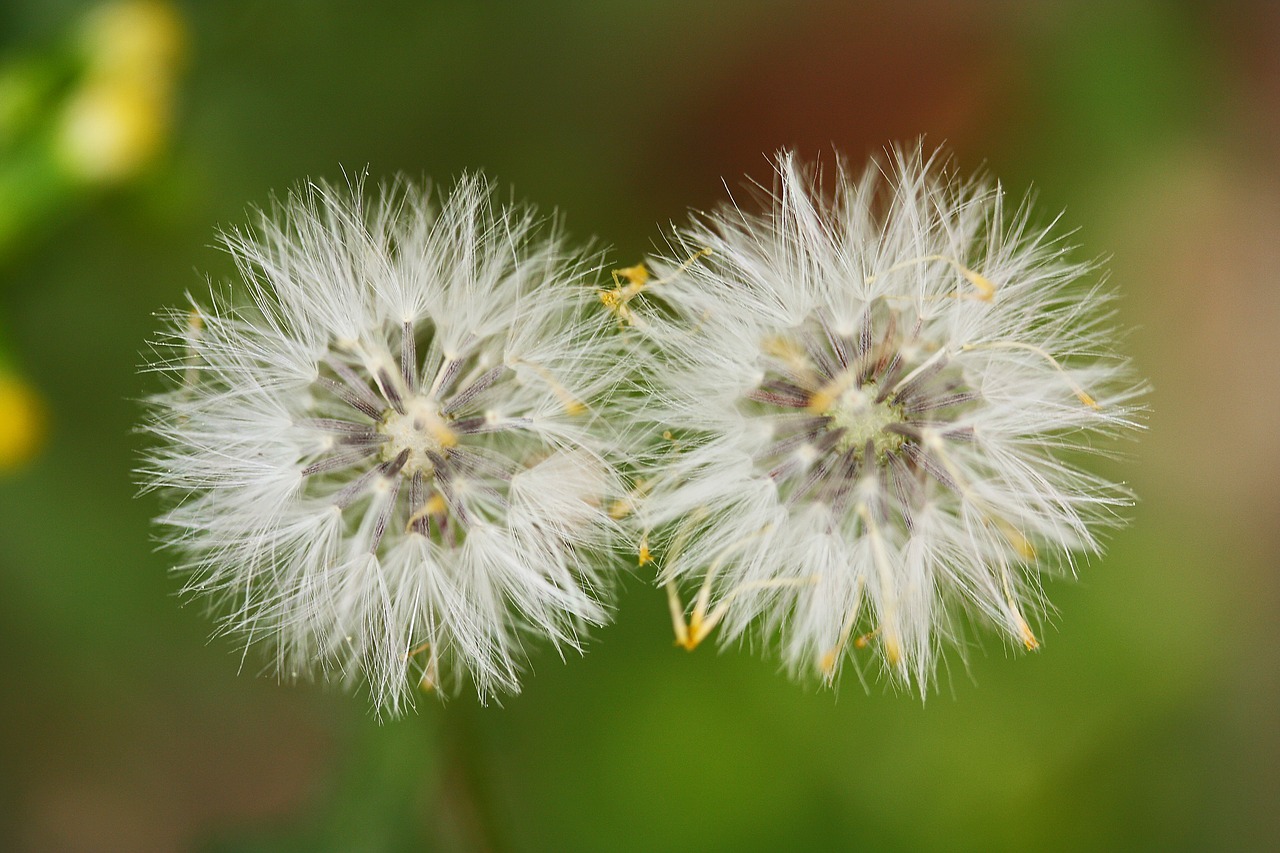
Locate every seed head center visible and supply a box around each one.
[379,396,456,475]
[826,382,905,458]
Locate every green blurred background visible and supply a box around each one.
[1,1,1276,850]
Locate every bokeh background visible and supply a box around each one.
[1,1,1277,850]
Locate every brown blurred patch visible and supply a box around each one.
[640,1,1024,211]
[14,687,332,852]
[1116,145,1280,525]
[1108,138,1280,849]
[1216,0,1280,155]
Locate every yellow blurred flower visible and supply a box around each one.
[55,0,186,184]
[80,0,186,78]
[56,77,169,182]
[0,370,46,470]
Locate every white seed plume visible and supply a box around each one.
[142,174,624,713]
[628,145,1145,691]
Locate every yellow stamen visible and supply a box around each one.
[667,247,713,276]
[762,334,810,372]
[884,635,903,666]
[405,640,440,690]
[960,340,1100,409]
[514,359,586,415]
[805,370,857,415]
[663,517,782,650]
[674,575,819,651]
[819,579,865,680]
[600,248,711,327]
[404,640,432,660]
[608,479,651,520]
[429,419,458,448]
[857,502,904,669]
[1017,617,1040,651]
[178,308,204,401]
[666,580,690,649]
[996,556,1039,651]
[405,493,449,533]
[614,263,650,291]
[993,517,1037,561]
[420,652,440,692]
[689,526,774,637]
[866,254,997,302]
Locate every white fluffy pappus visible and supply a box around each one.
[624,145,1146,692]
[141,173,626,714]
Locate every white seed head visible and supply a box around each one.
[632,144,1146,692]
[141,173,625,714]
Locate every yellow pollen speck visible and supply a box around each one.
[637,540,652,567]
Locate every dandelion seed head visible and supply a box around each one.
[634,144,1146,691]
[142,174,625,714]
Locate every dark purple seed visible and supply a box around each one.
[400,321,418,392]
[316,377,381,419]
[302,446,377,477]
[441,365,505,415]
[377,368,406,414]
